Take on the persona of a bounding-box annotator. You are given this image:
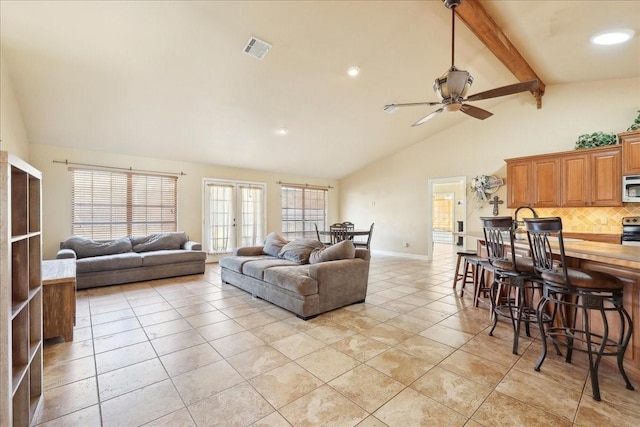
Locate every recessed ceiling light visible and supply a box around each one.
[347,66,360,77]
[591,29,634,45]
[275,128,288,135]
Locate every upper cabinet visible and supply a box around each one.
[506,145,622,208]
[620,130,640,175]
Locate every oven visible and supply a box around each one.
[621,216,640,246]
[622,175,640,202]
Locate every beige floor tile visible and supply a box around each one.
[36,404,102,427]
[142,407,196,426]
[98,358,168,401]
[183,309,229,328]
[418,324,474,348]
[384,314,432,333]
[175,301,216,318]
[404,306,450,323]
[249,320,299,344]
[168,295,208,309]
[395,335,456,365]
[132,301,174,316]
[356,415,389,426]
[574,392,640,427]
[360,323,414,346]
[188,382,274,426]
[36,377,99,424]
[438,313,492,335]
[438,350,510,388]
[92,316,141,338]
[347,304,399,322]
[95,341,157,374]
[151,329,206,356]
[197,318,246,341]
[296,346,360,382]
[172,359,244,405]
[90,300,131,315]
[137,308,183,327]
[271,332,326,359]
[366,348,434,385]
[143,318,193,340]
[472,391,572,427]
[330,364,405,413]
[280,385,368,426]
[411,366,492,417]
[304,321,358,344]
[220,302,264,318]
[71,326,93,342]
[127,294,166,308]
[374,387,467,426]
[93,328,148,354]
[227,345,291,379]
[251,411,292,427]
[460,327,528,367]
[100,379,184,427]
[331,334,390,362]
[234,310,278,329]
[210,330,265,357]
[249,361,324,409]
[160,342,223,377]
[90,308,135,325]
[43,355,96,390]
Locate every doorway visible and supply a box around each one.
[427,176,467,259]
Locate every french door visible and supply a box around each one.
[203,180,266,254]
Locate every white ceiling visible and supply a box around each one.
[1,1,638,179]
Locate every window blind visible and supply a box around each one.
[71,168,177,240]
[281,185,327,240]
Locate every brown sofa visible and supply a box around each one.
[220,236,370,319]
[56,232,206,289]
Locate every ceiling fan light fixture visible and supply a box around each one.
[433,68,473,100]
[443,103,462,112]
[591,29,635,45]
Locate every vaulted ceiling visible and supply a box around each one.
[1,1,638,178]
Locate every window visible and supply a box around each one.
[71,169,177,239]
[280,185,327,240]
[203,180,265,254]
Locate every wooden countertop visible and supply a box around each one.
[454,231,640,270]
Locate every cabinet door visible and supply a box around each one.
[561,153,589,206]
[621,131,640,175]
[591,148,621,206]
[506,160,531,208]
[532,157,560,207]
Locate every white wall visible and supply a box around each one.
[30,144,340,259]
[0,51,30,159]
[339,77,640,257]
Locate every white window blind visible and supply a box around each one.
[71,168,177,240]
[281,185,327,240]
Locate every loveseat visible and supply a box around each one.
[56,232,206,289]
[220,233,370,319]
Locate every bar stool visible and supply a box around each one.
[525,217,634,401]
[452,250,477,294]
[482,216,548,355]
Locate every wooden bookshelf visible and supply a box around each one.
[1,151,43,426]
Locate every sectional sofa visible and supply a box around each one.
[220,233,370,319]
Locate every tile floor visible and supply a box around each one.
[37,244,640,426]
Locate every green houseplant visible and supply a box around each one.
[627,110,640,131]
[574,131,617,150]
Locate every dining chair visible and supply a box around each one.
[353,222,374,250]
[329,223,348,244]
[314,223,331,246]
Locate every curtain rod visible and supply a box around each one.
[53,159,186,177]
[277,181,333,190]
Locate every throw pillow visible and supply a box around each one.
[63,236,132,259]
[309,239,356,264]
[263,232,289,257]
[278,239,325,264]
[131,232,188,252]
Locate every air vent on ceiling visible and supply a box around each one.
[243,37,272,60]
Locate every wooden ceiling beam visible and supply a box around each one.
[454,0,545,108]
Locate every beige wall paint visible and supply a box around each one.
[0,51,30,159]
[30,144,340,259]
[340,77,640,257]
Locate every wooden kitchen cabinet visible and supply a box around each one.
[506,155,560,208]
[507,145,621,208]
[561,147,621,207]
[620,130,640,175]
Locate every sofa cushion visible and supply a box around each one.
[76,252,142,273]
[140,250,207,267]
[63,236,132,259]
[263,266,317,296]
[131,232,188,252]
[242,259,299,280]
[220,255,272,273]
[278,239,325,264]
[263,232,288,257]
[309,240,356,264]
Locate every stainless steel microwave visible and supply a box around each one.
[623,175,640,202]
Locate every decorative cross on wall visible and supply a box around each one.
[489,195,503,216]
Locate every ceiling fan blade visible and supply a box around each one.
[412,108,444,126]
[384,101,442,111]
[465,79,539,102]
[460,104,493,120]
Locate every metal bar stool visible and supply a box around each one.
[524,217,634,401]
[482,216,549,355]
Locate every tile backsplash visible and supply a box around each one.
[510,204,640,234]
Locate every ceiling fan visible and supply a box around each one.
[384,0,538,126]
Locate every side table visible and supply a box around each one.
[42,259,77,341]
